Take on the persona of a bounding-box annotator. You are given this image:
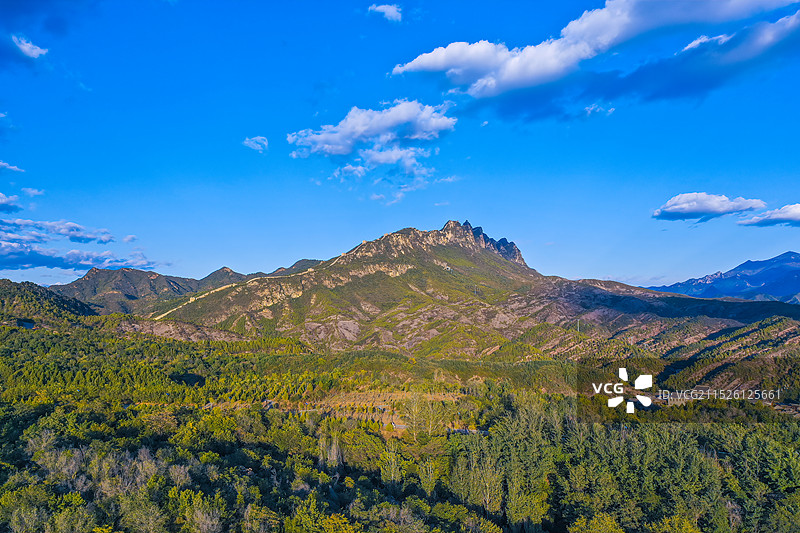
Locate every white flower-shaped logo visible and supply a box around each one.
[608,367,653,413]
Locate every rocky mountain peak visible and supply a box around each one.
[340,220,528,267]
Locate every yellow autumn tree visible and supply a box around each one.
[321,513,359,533]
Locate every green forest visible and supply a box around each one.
[1,320,800,533]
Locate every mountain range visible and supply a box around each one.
[49,260,321,314]
[14,220,793,363]
[0,218,796,375]
[650,251,800,304]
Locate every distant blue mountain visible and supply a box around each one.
[650,252,800,304]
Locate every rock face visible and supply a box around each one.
[339,220,527,267]
[650,251,800,304]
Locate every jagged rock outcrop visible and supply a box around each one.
[340,220,528,267]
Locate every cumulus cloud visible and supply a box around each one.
[0,194,22,213]
[462,8,800,122]
[394,0,796,97]
[368,4,402,22]
[21,188,44,196]
[0,219,114,244]
[288,99,455,157]
[653,192,766,221]
[606,9,800,101]
[333,164,367,180]
[242,136,269,152]
[0,242,155,271]
[123,234,138,243]
[287,99,455,192]
[11,35,48,58]
[739,203,800,226]
[359,146,432,176]
[0,161,24,172]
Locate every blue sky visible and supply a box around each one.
[1,0,800,286]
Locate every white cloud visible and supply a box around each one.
[584,103,615,116]
[739,203,800,226]
[359,146,431,176]
[393,0,797,97]
[0,219,114,244]
[0,242,154,271]
[123,234,138,243]
[11,35,48,58]
[21,188,44,197]
[288,100,455,199]
[333,164,368,180]
[682,34,733,52]
[368,4,402,22]
[242,136,269,152]
[369,193,386,201]
[653,192,766,221]
[0,194,22,214]
[287,99,455,157]
[0,161,24,172]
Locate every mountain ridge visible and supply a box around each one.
[649,251,800,304]
[47,259,327,314]
[146,221,800,356]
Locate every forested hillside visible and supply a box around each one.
[1,317,800,533]
[2,222,800,532]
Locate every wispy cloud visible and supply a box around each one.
[242,136,269,152]
[11,35,48,58]
[368,4,402,22]
[123,234,138,243]
[0,219,114,244]
[21,187,44,197]
[682,34,733,52]
[0,242,155,271]
[0,161,24,172]
[739,203,800,226]
[0,185,152,271]
[653,192,766,221]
